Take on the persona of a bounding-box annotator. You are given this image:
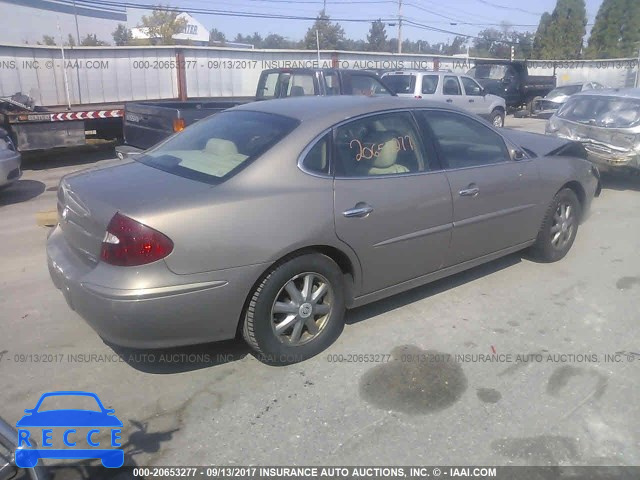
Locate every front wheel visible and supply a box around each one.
[242,253,346,365]
[530,188,581,262]
[490,109,505,128]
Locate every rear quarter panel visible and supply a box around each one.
[149,126,361,283]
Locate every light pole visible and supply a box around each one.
[397,0,403,54]
[72,0,81,44]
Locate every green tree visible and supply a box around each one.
[445,36,467,55]
[138,7,187,45]
[367,19,388,52]
[112,24,132,46]
[209,28,226,45]
[262,34,291,49]
[586,0,640,58]
[39,35,56,46]
[80,33,108,46]
[303,11,345,50]
[471,28,510,58]
[532,12,551,58]
[531,0,587,59]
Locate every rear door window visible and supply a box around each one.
[421,75,439,95]
[334,112,428,177]
[443,76,462,95]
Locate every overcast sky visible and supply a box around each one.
[127,0,605,45]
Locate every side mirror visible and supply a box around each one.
[512,149,527,161]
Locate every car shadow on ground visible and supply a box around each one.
[0,179,46,205]
[106,338,250,374]
[346,253,523,326]
[21,143,119,171]
[600,173,640,192]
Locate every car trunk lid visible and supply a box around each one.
[57,161,211,264]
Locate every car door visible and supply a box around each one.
[332,111,453,295]
[460,76,487,115]
[415,109,541,266]
[442,75,465,109]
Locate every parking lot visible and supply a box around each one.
[1,115,639,473]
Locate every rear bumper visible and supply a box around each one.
[0,151,21,187]
[46,224,267,348]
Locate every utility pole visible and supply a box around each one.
[323,0,326,14]
[72,0,81,44]
[397,0,403,54]
[636,44,640,88]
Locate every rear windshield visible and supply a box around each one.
[467,65,507,80]
[547,85,582,98]
[382,74,416,94]
[556,95,640,128]
[138,111,299,184]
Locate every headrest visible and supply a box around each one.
[371,133,398,168]
[290,86,306,96]
[204,138,238,156]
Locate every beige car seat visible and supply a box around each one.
[365,138,409,175]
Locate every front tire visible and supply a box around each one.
[490,109,505,128]
[242,253,346,365]
[530,188,581,262]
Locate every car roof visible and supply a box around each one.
[573,87,640,99]
[231,96,466,125]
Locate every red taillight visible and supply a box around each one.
[100,213,173,266]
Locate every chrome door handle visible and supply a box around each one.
[343,203,374,218]
[459,186,480,197]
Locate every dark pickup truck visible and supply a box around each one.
[466,60,556,112]
[116,68,393,158]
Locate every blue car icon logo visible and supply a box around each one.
[15,391,124,468]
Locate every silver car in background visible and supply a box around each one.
[546,88,640,174]
[47,96,599,364]
[382,70,507,127]
[537,82,605,113]
[0,128,21,189]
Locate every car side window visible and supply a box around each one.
[334,112,427,177]
[417,110,510,169]
[257,73,279,99]
[324,72,339,95]
[302,133,330,175]
[349,74,391,96]
[443,76,461,95]
[461,77,483,96]
[421,75,439,94]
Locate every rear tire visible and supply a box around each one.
[530,188,581,262]
[490,109,505,128]
[242,253,345,365]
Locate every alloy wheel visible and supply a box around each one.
[270,272,333,346]
[550,202,575,250]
